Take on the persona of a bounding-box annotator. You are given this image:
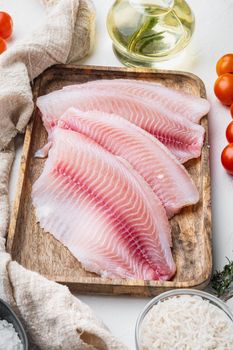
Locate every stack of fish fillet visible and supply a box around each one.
[32,79,210,281]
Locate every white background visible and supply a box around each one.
[1,0,233,348]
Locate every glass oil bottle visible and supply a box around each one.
[107,0,195,67]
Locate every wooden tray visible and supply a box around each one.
[7,65,212,296]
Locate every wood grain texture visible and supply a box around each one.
[7,65,212,296]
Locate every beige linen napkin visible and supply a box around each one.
[0,1,128,349]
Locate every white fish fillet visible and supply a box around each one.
[58,108,199,218]
[62,79,210,123]
[32,128,176,281]
[37,88,205,163]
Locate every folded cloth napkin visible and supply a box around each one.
[0,239,127,349]
[0,1,128,349]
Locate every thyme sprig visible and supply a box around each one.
[211,258,233,298]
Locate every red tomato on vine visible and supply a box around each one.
[0,12,13,39]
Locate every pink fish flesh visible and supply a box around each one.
[58,108,199,219]
[32,128,176,280]
[62,79,210,123]
[36,89,205,163]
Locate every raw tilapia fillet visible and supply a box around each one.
[32,128,176,281]
[59,108,199,218]
[63,79,210,123]
[36,89,205,163]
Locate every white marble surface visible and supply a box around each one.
[3,0,233,348]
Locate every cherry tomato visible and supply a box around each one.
[226,121,233,143]
[0,37,7,54]
[221,144,233,174]
[230,103,233,118]
[214,73,233,105]
[0,12,13,39]
[216,54,233,76]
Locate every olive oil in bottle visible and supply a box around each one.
[107,0,195,67]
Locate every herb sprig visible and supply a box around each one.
[212,258,233,298]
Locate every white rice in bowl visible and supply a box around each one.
[138,295,233,350]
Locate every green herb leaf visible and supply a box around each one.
[212,258,233,297]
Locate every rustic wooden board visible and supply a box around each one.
[7,65,212,296]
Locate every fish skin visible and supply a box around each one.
[32,128,176,281]
[58,108,199,219]
[37,89,205,163]
[62,79,210,124]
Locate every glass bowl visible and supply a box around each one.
[0,299,28,350]
[135,289,233,350]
